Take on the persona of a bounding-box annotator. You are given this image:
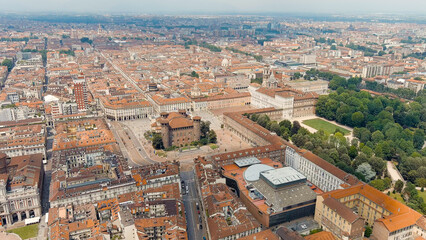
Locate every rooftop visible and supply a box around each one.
[243,164,274,182]
[260,167,307,188]
[235,156,261,168]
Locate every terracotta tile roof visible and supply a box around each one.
[323,197,361,223]
[322,183,423,233]
[276,227,305,240]
[304,231,335,240]
[299,150,359,186]
[238,229,279,240]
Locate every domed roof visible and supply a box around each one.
[244,164,274,182]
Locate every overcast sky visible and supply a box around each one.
[1,0,425,14]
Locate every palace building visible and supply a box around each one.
[0,153,44,227]
[153,110,201,148]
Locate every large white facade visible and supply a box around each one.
[249,86,294,119]
[285,146,344,192]
[100,101,153,121]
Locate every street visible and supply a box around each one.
[108,120,155,166]
[38,127,54,239]
[181,171,206,240]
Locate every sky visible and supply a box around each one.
[1,0,425,15]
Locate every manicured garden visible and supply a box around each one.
[7,224,39,239]
[418,190,426,202]
[302,118,351,135]
[389,192,405,203]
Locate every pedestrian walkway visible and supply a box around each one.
[387,161,405,183]
[0,232,21,240]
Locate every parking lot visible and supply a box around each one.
[276,217,319,235]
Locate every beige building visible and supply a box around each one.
[315,183,425,240]
[404,79,425,93]
[100,96,153,121]
[249,86,318,119]
[191,91,251,111]
[0,124,46,161]
[283,79,329,95]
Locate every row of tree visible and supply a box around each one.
[244,112,386,183]
[345,43,378,56]
[225,47,263,62]
[243,113,301,141]
[183,39,221,52]
[365,81,418,100]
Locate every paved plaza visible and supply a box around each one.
[114,110,252,166]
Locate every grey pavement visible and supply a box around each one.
[121,123,156,164]
[387,161,405,183]
[192,110,222,130]
[181,171,206,240]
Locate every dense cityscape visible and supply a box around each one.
[0,12,425,240]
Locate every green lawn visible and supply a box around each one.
[302,118,351,135]
[210,144,219,150]
[7,224,39,239]
[418,190,426,202]
[389,192,405,203]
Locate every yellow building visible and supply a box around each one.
[315,183,425,240]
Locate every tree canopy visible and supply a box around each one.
[1,59,13,71]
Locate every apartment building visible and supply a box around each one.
[51,118,116,152]
[205,183,262,240]
[73,76,89,111]
[404,79,425,93]
[50,161,181,207]
[131,199,187,239]
[0,123,46,161]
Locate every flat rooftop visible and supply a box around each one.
[253,175,316,213]
[234,156,261,168]
[261,167,306,188]
[244,164,275,182]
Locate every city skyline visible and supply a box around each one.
[0,7,425,240]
